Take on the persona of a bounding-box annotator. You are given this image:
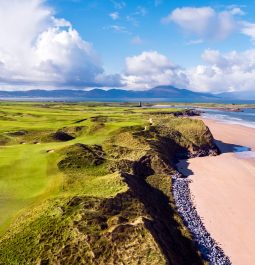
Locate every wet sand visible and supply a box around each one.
[178,119,255,265]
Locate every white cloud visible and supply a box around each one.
[188,49,255,92]
[162,7,215,32]
[162,6,240,41]
[33,27,102,85]
[162,6,255,43]
[1,0,254,94]
[0,0,121,89]
[229,7,245,16]
[122,49,255,93]
[241,22,255,42]
[109,12,119,20]
[123,51,189,89]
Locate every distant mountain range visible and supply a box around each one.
[0,86,219,101]
[0,85,253,101]
[218,90,255,100]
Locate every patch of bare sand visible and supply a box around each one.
[178,118,255,265]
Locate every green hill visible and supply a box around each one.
[0,102,217,265]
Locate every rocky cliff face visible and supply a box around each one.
[0,115,218,265]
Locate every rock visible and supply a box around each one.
[173,109,202,117]
[172,175,231,264]
[215,107,243,112]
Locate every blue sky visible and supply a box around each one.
[1,0,255,92]
[47,0,255,72]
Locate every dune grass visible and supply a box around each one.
[0,102,153,234]
[0,102,210,235]
[0,102,210,264]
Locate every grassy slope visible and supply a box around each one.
[0,103,141,232]
[0,102,214,264]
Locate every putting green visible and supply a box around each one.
[0,143,63,232]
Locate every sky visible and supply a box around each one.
[1,0,255,93]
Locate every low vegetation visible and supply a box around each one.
[0,102,217,264]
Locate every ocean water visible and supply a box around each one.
[236,151,255,159]
[199,108,255,128]
[149,104,255,128]
[199,108,255,159]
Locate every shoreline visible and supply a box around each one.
[152,104,255,129]
[201,115,255,130]
[172,175,231,264]
[200,117,255,151]
[177,118,255,264]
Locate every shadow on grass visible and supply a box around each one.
[123,172,203,265]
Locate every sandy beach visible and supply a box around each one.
[178,118,255,265]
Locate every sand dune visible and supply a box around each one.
[178,118,255,265]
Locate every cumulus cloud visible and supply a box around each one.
[0,0,121,89]
[162,5,255,43]
[122,49,255,93]
[123,51,189,89]
[188,49,255,93]
[162,7,214,32]
[162,6,241,41]
[229,7,245,16]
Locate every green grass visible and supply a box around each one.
[0,103,211,235]
[0,144,62,232]
[0,103,151,234]
[0,102,210,264]
[155,116,212,147]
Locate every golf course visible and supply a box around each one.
[0,102,218,264]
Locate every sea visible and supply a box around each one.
[199,107,255,159]
[198,108,255,129]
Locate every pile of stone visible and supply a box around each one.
[172,174,231,265]
[173,109,202,117]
